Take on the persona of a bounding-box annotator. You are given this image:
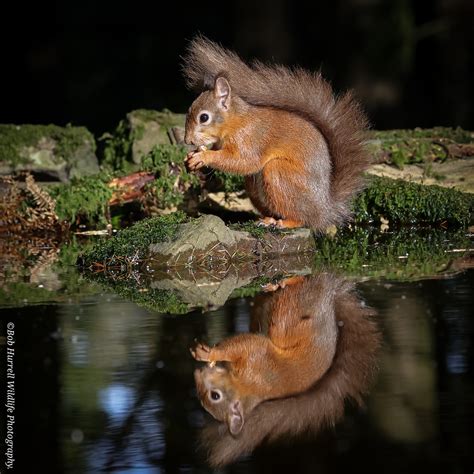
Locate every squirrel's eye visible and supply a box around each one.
[199,113,210,124]
[210,390,221,401]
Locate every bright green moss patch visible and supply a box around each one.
[353,176,472,226]
[142,144,200,208]
[101,119,136,171]
[80,211,188,266]
[313,226,471,280]
[141,144,187,171]
[40,144,198,228]
[48,174,113,225]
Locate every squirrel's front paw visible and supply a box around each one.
[185,148,208,171]
[190,342,212,361]
[262,282,281,292]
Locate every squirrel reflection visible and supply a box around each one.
[191,273,381,467]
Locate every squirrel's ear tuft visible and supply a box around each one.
[214,77,231,110]
[227,399,244,436]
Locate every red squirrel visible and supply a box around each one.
[182,36,369,230]
[191,274,342,435]
[197,273,380,466]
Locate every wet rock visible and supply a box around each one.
[0,124,98,182]
[148,214,315,268]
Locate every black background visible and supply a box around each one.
[2,0,473,134]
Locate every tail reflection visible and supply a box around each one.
[192,273,381,466]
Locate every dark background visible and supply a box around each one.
[2,0,473,135]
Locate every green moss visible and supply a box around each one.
[0,124,95,165]
[45,144,198,227]
[390,145,410,169]
[48,174,113,225]
[100,119,135,171]
[371,127,473,143]
[230,221,283,239]
[56,237,97,268]
[368,127,473,167]
[353,176,472,226]
[313,226,471,280]
[80,211,188,266]
[379,140,446,168]
[141,143,186,171]
[141,144,200,208]
[82,273,190,314]
[213,171,246,193]
[101,109,186,171]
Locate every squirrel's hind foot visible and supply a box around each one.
[257,217,304,229]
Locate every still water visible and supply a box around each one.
[1,268,473,473]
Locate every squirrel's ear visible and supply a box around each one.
[214,77,231,110]
[227,399,244,436]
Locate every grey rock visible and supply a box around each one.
[148,214,315,269]
[126,109,186,164]
[0,124,99,182]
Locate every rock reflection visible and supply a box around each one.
[192,272,381,467]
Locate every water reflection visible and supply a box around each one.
[1,268,473,473]
[192,273,381,466]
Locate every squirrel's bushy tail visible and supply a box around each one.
[182,36,370,225]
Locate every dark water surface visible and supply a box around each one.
[1,269,473,473]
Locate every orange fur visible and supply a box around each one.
[192,273,343,434]
[198,274,381,466]
[183,37,370,231]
